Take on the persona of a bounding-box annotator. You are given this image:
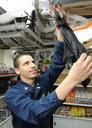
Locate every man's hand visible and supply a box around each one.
[68,53,92,84]
[56,53,92,100]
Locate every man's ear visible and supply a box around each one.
[15,68,20,75]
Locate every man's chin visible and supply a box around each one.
[30,74,38,79]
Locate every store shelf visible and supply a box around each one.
[54,84,92,88]
[64,102,92,107]
[0,94,11,126]
[53,114,92,121]
[0,74,17,78]
[53,82,92,128]
[53,114,92,128]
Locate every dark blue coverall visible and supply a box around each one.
[5,41,65,128]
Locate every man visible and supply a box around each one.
[5,27,92,128]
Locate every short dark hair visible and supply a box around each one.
[13,54,31,68]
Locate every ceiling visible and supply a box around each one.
[63,0,92,16]
[0,0,92,52]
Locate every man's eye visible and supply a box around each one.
[32,60,35,63]
[24,61,29,65]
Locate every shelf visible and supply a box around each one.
[53,114,92,121]
[54,84,92,88]
[0,74,17,78]
[53,114,92,128]
[75,85,92,88]
[64,102,92,107]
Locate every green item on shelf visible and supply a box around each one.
[42,58,52,64]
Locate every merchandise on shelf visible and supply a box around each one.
[85,107,92,117]
[0,96,11,123]
[65,88,92,105]
[54,105,92,118]
[0,63,15,75]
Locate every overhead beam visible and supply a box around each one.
[0,31,22,38]
[22,34,41,48]
[24,28,43,45]
[2,38,18,47]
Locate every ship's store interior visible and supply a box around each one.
[0,0,92,128]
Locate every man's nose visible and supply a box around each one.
[31,62,37,68]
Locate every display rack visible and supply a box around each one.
[0,74,17,78]
[53,85,92,128]
[0,74,17,128]
[0,95,11,124]
[53,114,92,128]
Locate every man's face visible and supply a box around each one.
[15,55,38,79]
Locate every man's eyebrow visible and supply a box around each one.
[22,58,34,65]
[32,59,35,62]
[23,60,30,65]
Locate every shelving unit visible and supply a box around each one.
[53,114,92,128]
[0,74,17,78]
[53,84,92,128]
[0,74,17,128]
[63,102,92,107]
[0,95,11,127]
